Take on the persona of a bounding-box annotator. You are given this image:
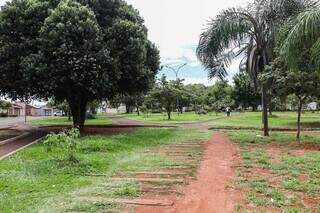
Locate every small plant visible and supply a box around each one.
[44,128,80,163]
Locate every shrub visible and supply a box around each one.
[197,108,207,115]
[44,128,80,163]
[0,112,8,117]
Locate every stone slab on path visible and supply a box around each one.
[79,196,174,206]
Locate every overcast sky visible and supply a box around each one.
[126,0,249,85]
[0,0,250,85]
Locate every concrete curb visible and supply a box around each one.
[0,132,30,146]
[0,125,16,130]
[0,137,44,161]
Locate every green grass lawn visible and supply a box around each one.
[226,130,320,212]
[0,128,210,212]
[30,114,112,126]
[210,111,320,129]
[122,112,224,124]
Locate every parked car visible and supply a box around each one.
[54,111,63,116]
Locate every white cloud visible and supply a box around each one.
[183,77,215,86]
[126,0,249,59]
[126,0,250,81]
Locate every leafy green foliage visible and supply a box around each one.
[233,72,260,110]
[205,80,235,113]
[0,100,11,109]
[281,8,320,68]
[44,128,80,163]
[148,75,178,120]
[0,0,160,129]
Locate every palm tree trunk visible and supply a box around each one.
[296,100,303,142]
[262,84,269,136]
[296,96,307,142]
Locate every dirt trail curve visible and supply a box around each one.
[108,114,218,130]
[137,133,240,213]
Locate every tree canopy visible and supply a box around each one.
[0,0,160,129]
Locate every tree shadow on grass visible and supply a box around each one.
[287,122,320,128]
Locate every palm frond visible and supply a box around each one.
[281,9,320,66]
[197,8,254,79]
[311,37,320,67]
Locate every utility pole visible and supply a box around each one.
[24,102,27,123]
[165,63,187,115]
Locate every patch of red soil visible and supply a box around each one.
[298,174,307,181]
[136,132,241,213]
[300,193,320,209]
[266,144,282,163]
[290,148,313,157]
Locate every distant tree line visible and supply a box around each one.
[112,71,319,122]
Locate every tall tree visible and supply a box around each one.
[0,0,160,130]
[264,56,319,141]
[23,0,115,129]
[205,81,235,113]
[150,75,178,120]
[277,6,320,141]
[233,72,260,110]
[196,0,316,136]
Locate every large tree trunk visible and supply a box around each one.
[68,110,71,121]
[125,104,133,114]
[179,106,183,114]
[68,98,87,132]
[79,99,87,130]
[262,84,269,136]
[296,99,303,142]
[167,109,171,120]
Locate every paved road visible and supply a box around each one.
[0,117,26,128]
[0,116,41,129]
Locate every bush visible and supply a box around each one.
[0,112,8,117]
[197,108,207,115]
[43,128,80,163]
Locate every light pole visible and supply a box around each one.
[24,102,27,123]
[165,63,187,115]
[165,63,187,80]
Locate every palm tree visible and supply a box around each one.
[281,8,320,67]
[197,0,316,136]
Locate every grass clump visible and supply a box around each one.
[66,201,118,213]
[227,130,320,211]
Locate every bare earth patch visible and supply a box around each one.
[136,132,240,213]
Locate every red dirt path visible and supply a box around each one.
[137,132,240,213]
